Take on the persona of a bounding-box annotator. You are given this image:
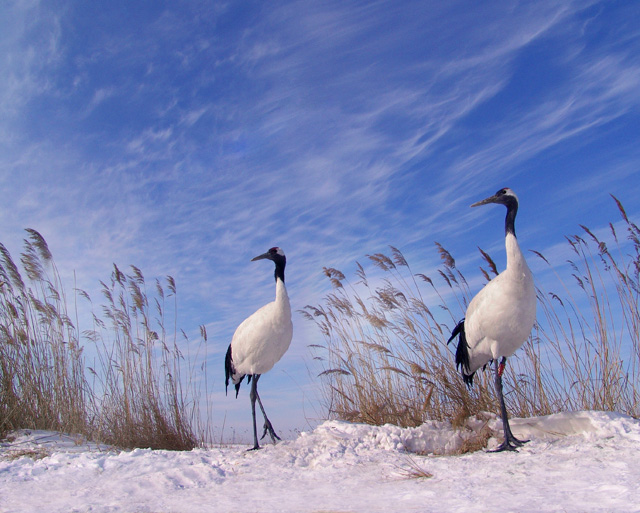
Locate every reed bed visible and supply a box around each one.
[303,197,639,427]
[0,230,208,449]
[84,265,204,450]
[0,230,88,438]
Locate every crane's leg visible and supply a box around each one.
[249,375,261,450]
[252,375,281,445]
[491,358,529,452]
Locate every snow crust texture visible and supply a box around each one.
[1,411,639,513]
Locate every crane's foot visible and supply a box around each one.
[490,435,529,452]
[512,436,529,447]
[260,418,281,444]
[490,440,519,452]
[505,426,529,447]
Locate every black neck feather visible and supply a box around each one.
[273,256,286,283]
[504,199,518,237]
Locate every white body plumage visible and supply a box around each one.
[229,278,292,380]
[463,232,536,375]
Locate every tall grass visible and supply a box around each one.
[302,246,495,427]
[0,230,208,449]
[0,230,88,438]
[303,197,639,427]
[522,196,640,416]
[84,265,204,450]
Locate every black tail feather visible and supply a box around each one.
[448,319,475,387]
[225,344,245,398]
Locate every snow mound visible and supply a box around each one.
[273,410,640,464]
[509,410,640,442]
[0,430,113,460]
[282,415,487,465]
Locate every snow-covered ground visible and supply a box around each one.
[1,411,639,513]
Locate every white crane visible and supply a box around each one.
[225,247,293,450]
[448,188,536,452]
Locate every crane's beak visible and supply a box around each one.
[471,193,499,208]
[251,251,271,262]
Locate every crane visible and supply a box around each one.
[225,247,293,450]
[448,188,536,452]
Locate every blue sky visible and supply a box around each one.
[2,0,639,440]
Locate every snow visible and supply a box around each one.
[2,411,639,513]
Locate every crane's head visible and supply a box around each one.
[471,187,518,209]
[252,247,287,282]
[472,188,520,236]
[252,247,286,266]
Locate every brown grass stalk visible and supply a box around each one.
[1,230,210,449]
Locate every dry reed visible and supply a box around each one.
[0,230,88,439]
[84,265,202,450]
[0,230,209,449]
